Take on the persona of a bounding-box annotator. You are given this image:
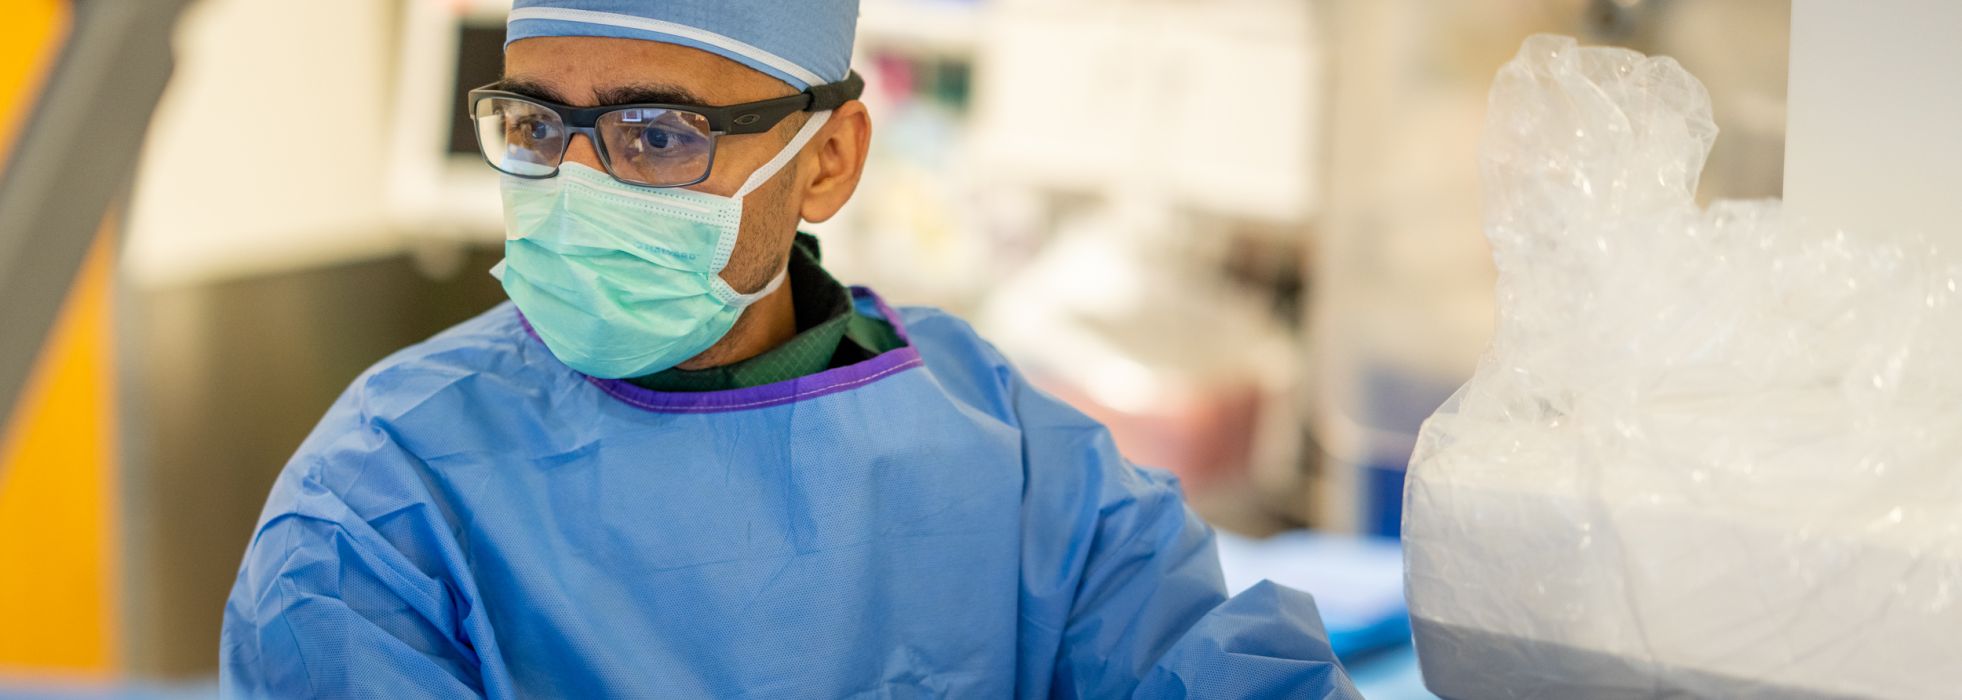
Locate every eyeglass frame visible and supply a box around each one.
[466,70,865,188]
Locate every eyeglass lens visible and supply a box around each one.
[474,98,565,178]
[474,97,715,187]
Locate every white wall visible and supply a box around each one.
[969,0,1323,224]
[124,0,400,288]
[1785,0,1962,240]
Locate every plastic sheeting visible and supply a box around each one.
[1404,35,1962,699]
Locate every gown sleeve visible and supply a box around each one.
[1009,374,1361,699]
[220,398,491,699]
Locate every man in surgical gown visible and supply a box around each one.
[220,1,1360,697]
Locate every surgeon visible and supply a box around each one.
[220,1,1359,697]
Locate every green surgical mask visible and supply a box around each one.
[493,112,831,379]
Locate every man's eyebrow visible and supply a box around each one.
[592,83,709,108]
[489,78,712,108]
[492,76,570,104]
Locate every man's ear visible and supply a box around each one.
[797,100,872,224]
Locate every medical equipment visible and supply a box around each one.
[1405,34,1962,698]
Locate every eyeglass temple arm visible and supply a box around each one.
[723,70,865,135]
[807,71,865,112]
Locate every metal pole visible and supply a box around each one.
[0,0,193,416]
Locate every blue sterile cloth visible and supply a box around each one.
[1214,531,1411,661]
[220,291,1358,699]
[0,678,219,700]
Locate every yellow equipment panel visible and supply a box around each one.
[0,0,123,678]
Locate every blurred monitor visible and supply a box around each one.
[449,23,509,157]
[385,0,511,242]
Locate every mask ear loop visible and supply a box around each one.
[710,111,831,305]
[735,110,834,198]
[713,110,834,307]
[717,264,789,307]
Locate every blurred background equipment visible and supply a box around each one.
[0,0,191,686]
[0,0,1800,696]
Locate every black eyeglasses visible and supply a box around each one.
[468,72,863,188]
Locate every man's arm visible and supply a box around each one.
[222,500,486,699]
[221,393,498,699]
[1010,375,1360,699]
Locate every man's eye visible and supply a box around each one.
[507,116,554,145]
[642,127,674,151]
[628,125,701,160]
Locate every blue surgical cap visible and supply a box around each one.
[505,0,859,90]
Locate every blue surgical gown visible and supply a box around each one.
[221,290,1358,699]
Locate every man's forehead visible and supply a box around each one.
[503,36,793,106]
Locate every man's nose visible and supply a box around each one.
[563,132,603,170]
